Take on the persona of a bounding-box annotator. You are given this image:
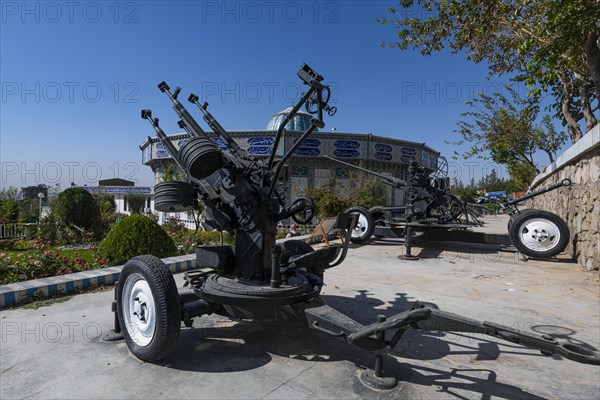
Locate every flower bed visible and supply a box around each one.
[1,222,289,285]
[0,240,109,284]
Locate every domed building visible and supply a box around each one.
[266,107,316,132]
[140,108,440,223]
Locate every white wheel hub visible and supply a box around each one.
[122,273,156,347]
[519,218,561,251]
[352,213,369,238]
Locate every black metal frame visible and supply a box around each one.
[304,300,599,388]
[109,65,599,390]
[326,156,573,260]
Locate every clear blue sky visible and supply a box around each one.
[1,1,536,189]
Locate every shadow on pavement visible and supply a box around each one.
[143,289,589,399]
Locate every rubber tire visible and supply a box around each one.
[508,210,569,258]
[117,255,181,362]
[344,206,374,243]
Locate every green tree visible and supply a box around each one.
[18,199,39,223]
[477,169,503,192]
[0,199,19,222]
[305,179,350,218]
[127,194,147,215]
[53,188,101,232]
[450,179,478,203]
[507,162,537,191]
[453,87,568,179]
[305,173,388,218]
[378,0,599,140]
[340,170,387,209]
[161,162,185,182]
[517,1,599,139]
[0,187,20,201]
[95,192,116,216]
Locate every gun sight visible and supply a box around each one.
[158,81,170,92]
[298,63,323,86]
[173,87,181,99]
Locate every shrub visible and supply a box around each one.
[196,230,235,246]
[53,188,101,233]
[161,218,235,255]
[94,193,117,236]
[37,213,78,245]
[98,215,176,264]
[0,240,17,251]
[161,218,193,254]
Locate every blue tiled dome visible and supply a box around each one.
[266,107,317,132]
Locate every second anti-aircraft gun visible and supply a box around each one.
[108,64,599,391]
[325,155,464,243]
[327,155,572,260]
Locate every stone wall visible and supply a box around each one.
[528,126,599,271]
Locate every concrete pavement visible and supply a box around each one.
[1,215,599,399]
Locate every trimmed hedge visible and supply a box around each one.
[98,215,176,265]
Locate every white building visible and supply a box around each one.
[78,179,151,212]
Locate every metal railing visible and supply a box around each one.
[0,223,37,240]
[159,217,200,231]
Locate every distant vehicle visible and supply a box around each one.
[476,191,508,204]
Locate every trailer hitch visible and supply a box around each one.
[304,301,600,389]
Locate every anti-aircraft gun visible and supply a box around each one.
[108,64,599,391]
[324,155,464,243]
[326,155,572,260]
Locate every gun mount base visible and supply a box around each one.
[101,329,124,342]
[199,273,322,306]
[360,369,398,391]
[181,271,323,320]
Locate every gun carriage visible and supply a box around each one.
[328,156,572,259]
[108,64,599,390]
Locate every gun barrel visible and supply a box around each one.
[324,156,406,187]
[141,110,220,199]
[158,81,207,140]
[141,111,184,169]
[188,95,247,159]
